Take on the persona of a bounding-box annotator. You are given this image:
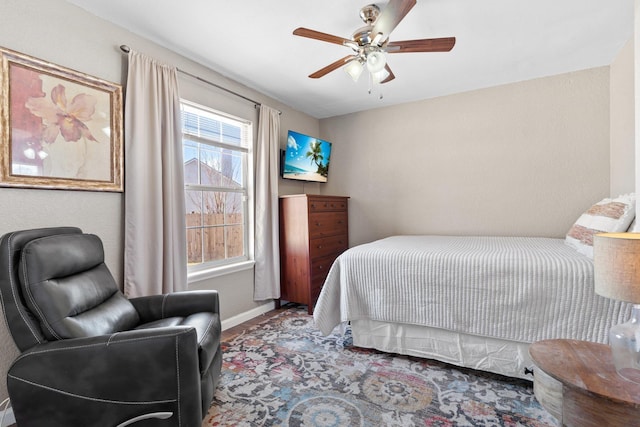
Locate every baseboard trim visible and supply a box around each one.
[1,407,15,427]
[221,301,276,331]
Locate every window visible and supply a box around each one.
[181,101,252,272]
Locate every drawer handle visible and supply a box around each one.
[316,222,321,227]
[317,245,323,249]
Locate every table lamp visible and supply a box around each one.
[593,232,640,384]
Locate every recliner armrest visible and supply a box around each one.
[8,327,203,427]
[130,290,220,323]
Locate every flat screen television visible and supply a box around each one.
[281,130,332,183]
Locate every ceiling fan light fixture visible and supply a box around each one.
[344,59,364,82]
[366,50,386,73]
[371,67,390,84]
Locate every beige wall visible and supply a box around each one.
[320,67,613,246]
[0,0,634,406]
[0,0,318,401]
[611,38,635,196]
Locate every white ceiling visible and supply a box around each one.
[65,0,633,119]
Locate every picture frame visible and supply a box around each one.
[0,47,123,192]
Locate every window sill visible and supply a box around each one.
[187,260,255,284]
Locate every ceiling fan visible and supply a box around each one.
[293,0,456,85]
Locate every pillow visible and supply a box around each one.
[565,193,636,258]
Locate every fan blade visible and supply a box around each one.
[293,27,353,47]
[309,55,357,79]
[371,0,417,43]
[386,37,456,53]
[380,64,395,84]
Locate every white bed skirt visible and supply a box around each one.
[351,319,534,381]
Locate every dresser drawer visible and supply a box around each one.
[310,287,322,312]
[310,255,339,310]
[309,234,348,259]
[310,263,331,307]
[310,253,339,282]
[309,212,348,239]
[309,198,348,212]
[311,275,326,293]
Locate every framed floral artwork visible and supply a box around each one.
[0,47,123,191]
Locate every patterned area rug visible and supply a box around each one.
[203,306,557,426]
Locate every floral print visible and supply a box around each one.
[25,84,98,143]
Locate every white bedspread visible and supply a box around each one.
[313,235,631,344]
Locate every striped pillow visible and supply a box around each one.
[565,194,636,258]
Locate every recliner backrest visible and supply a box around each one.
[0,227,82,351]
[18,233,140,340]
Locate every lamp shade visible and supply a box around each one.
[344,60,364,82]
[366,51,386,73]
[594,233,640,303]
[371,67,390,84]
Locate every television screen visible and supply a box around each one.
[282,130,332,183]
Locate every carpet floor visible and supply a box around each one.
[203,306,557,426]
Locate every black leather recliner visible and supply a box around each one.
[0,227,222,426]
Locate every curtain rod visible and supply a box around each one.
[119,45,281,114]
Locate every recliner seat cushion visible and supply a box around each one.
[136,312,221,375]
[19,233,140,340]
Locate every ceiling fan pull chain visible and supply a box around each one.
[366,71,383,100]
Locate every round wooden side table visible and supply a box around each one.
[529,339,640,427]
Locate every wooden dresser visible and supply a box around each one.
[279,194,349,314]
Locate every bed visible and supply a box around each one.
[312,234,633,380]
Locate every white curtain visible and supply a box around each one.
[254,105,281,300]
[123,50,187,297]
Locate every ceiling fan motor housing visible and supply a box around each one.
[352,25,375,46]
[359,4,380,24]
